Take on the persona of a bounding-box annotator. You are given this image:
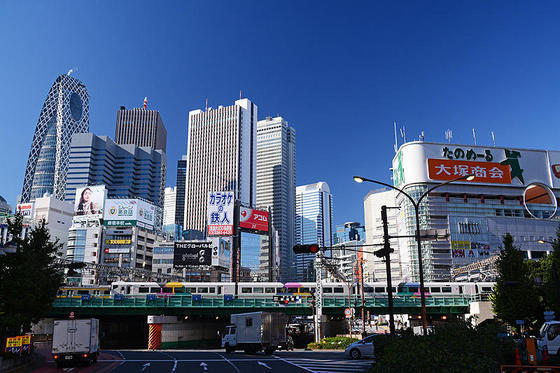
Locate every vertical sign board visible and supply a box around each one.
[207,192,234,236]
[173,241,212,267]
[209,236,232,268]
[5,337,22,355]
[20,335,31,354]
[239,207,269,232]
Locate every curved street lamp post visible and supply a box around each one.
[354,174,474,335]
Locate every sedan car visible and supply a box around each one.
[344,335,376,360]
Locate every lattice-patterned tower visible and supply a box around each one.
[21,74,89,202]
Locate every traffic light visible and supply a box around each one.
[293,244,320,254]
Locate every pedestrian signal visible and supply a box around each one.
[293,244,320,254]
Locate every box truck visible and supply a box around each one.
[52,318,99,367]
[221,312,287,354]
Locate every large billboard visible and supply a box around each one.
[173,241,212,267]
[239,207,269,232]
[207,191,234,236]
[16,203,34,218]
[393,142,554,189]
[209,236,231,268]
[74,186,106,219]
[103,199,156,230]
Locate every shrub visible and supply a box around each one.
[306,336,359,350]
[368,321,515,373]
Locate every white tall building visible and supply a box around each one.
[33,195,74,256]
[256,116,296,281]
[183,99,257,234]
[163,187,177,233]
[295,182,333,281]
[363,189,403,282]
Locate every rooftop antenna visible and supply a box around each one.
[472,128,477,146]
[419,131,425,142]
[400,125,406,143]
[143,97,147,109]
[67,69,73,76]
[393,121,398,153]
[445,129,453,143]
[205,98,208,112]
[491,131,496,147]
[240,90,242,99]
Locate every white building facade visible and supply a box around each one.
[295,182,334,281]
[183,99,257,235]
[163,187,177,238]
[256,116,296,281]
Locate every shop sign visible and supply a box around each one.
[428,159,511,184]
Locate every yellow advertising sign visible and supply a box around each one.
[451,241,471,250]
[105,239,132,245]
[6,337,22,347]
[20,335,31,345]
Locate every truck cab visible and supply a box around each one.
[221,325,237,352]
[539,321,560,355]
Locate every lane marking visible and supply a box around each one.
[117,350,125,360]
[200,362,208,371]
[258,361,272,369]
[159,351,178,373]
[215,352,241,373]
[141,362,151,371]
[273,356,314,372]
[96,358,280,362]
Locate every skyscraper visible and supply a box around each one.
[163,186,177,237]
[256,116,296,281]
[183,98,257,234]
[175,155,187,227]
[21,74,89,202]
[65,133,166,209]
[115,100,167,152]
[295,182,334,281]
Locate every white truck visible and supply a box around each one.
[538,320,560,355]
[52,318,99,367]
[221,312,288,354]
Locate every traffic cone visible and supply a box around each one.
[515,348,521,365]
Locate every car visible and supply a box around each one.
[344,335,376,360]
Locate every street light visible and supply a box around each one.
[353,173,475,335]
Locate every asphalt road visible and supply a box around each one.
[30,349,374,373]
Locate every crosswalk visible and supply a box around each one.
[282,358,374,373]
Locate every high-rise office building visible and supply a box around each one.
[21,74,89,202]
[295,182,334,281]
[183,99,257,234]
[256,116,296,281]
[115,101,167,152]
[65,133,166,211]
[163,186,177,237]
[175,155,187,228]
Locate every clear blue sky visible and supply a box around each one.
[2,1,560,227]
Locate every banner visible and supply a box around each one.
[16,203,34,218]
[239,207,269,232]
[209,236,231,268]
[173,241,212,267]
[428,159,511,184]
[207,192,234,236]
[104,199,156,230]
[74,186,106,219]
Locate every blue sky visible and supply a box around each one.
[2,1,560,227]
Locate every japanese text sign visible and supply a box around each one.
[239,207,269,232]
[173,241,212,267]
[207,191,234,236]
[5,337,22,354]
[428,159,511,184]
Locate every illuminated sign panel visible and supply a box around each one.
[428,159,511,184]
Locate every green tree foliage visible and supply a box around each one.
[540,228,560,314]
[0,214,63,338]
[490,233,540,328]
[368,321,514,373]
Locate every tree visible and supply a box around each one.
[491,233,540,329]
[0,214,64,344]
[539,227,560,315]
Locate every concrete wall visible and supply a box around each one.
[148,316,227,349]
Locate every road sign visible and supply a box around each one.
[69,311,75,319]
[345,308,352,318]
[5,337,22,355]
[20,335,31,354]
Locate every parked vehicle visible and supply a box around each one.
[538,320,560,355]
[52,318,99,367]
[345,335,377,360]
[221,312,288,354]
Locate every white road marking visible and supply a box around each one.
[215,352,241,373]
[141,362,151,371]
[258,361,272,369]
[272,355,314,372]
[159,351,178,373]
[200,362,208,371]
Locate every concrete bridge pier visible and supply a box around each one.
[147,315,227,349]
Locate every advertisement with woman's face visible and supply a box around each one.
[74,186,106,217]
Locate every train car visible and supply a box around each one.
[57,285,111,299]
[111,281,161,295]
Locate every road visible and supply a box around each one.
[28,349,374,373]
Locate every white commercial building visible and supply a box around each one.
[295,182,334,281]
[256,116,296,281]
[163,187,177,238]
[183,98,257,235]
[32,195,74,256]
[377,141,560,281]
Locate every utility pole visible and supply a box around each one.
[380,205,396,337]
[233,199,241,295]
[314,254,323,343]
[359,258,366,336]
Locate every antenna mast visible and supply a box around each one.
[445,129,453,143]
[143,97,147,109]
[491,131,495,147]
[205,98,208,112]
[393,121,398,153]
[472,128,477,146]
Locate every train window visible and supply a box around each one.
[277,288,284,293]
[104,290,110,295]
[175,287,186,294]
[334,288,344,294]
[112,285,118,289]
[351,288,356,294]
[431,287,441,293]
[57,290,63,295]
[409,287,419,293]
[442,287,452,293]
[287,288,296,294]
[242,288,253,294]
[217,287,222,295]
[482,287,492,292]
[186,287,196,293]
[78,290,89,295]
[138,287,150,293]
[265,287,275,293]
[209,287,216,293]
[364,287,374,293]
[301,288,310,293]
[458,286,463,294]
[163,287,174,293]
[150,287,160,293]
[197,287,209,293]
[323,287,333,293]
[391,287,396,293]
[397,286,404,293]
[375,287,385,293]
[254,288,264,293]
